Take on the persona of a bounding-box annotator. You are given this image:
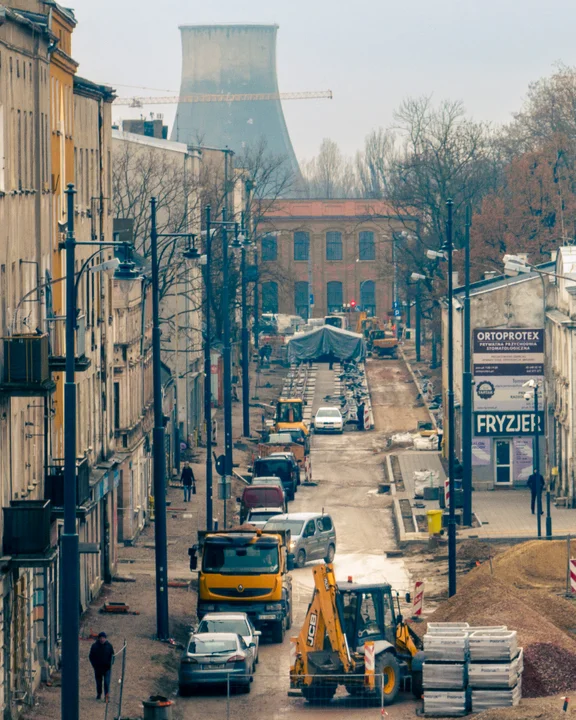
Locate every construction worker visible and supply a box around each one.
[89,632,114,702]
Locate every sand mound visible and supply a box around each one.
[487,539,576,591]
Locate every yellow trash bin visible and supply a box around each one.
[427,509,443,535]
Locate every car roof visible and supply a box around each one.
[200,612,250,621]
[252,475,282,481]
[248,507,284,513]
[268,452,295,459]
[316,406,341,413]
[264,512,327,521]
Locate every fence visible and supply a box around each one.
[103,640,127,720]
[177,672,390,719]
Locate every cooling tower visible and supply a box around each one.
[172,24,300,177]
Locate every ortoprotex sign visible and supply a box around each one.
[474,411,544,436]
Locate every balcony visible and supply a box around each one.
[0,334,56,396]
[48,314,92,371]
[45,457,90,513]
[3,500,56,565]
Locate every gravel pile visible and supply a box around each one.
[488,539,576,591]
[420,573,576,698]
[457,539,495,562]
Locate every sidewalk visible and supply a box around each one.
[393,449,576,542]
[23,360,288,720]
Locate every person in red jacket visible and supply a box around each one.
[89,632,114,701]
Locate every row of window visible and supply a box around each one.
[261,230,377,263]
[262,280,377,317]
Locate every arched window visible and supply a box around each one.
[326,231,342,261]
[327,281,343,313]
[294,281,309,319]
[261,233,277,261]
[261,281,278,314]
[360,280,376,316]
[294,231,310,261]
[359,230,375,260]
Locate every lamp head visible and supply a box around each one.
[426,249,445,260]
[411,272,426,281]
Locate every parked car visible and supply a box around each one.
[249,475,285,495]
[178,632,254,695]
[268,451,301,486]
[196,612,261,669]
[245,507,285,529]
[253,456,298,500]
[263,512,336,568]
[314,406,344,433]
[239,484,287,523]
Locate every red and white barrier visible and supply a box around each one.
[570,559,576,593]
[444,478,450,508]
[365,641,375,672]
[413,580,425,617]
[364,405,371,430]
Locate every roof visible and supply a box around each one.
[111,129,190,155]
[200,612,250,620]
[189,632,241,640]
[74,75,115,102]
[264,512,324,521]
[452,261,555,300]
[263,199,416,221]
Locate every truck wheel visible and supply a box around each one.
[302,682,337,704]
[271,619,285,643]
[376,652,401,705]
[324,544,335,563]
[296,549,307,568]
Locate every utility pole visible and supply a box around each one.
[446,199,457,598]
[240,221,250,438]
[534,384,542,538]
[204,206,213,532]
[415,291,421,362]
[462,205,473,526]
[221,207,233,479]
[150,197,170,639]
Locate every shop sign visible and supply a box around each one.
[474,411,544,436]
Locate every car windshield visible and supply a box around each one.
[249,511,282,522]
[203,543,280,574]
[318,409,341,418]
[264,520,304,535]
[187,637,237,654]
[198,619,249,636]
[277,402,303,423]
[255,460,289,478]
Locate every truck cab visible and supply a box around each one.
[275,398,309,436]
[189,528,293,643]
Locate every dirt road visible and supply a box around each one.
[367,358,429,433]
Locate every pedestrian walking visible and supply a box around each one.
[89,631,114,702]
[527,469,545,515]
[181,462,195,502]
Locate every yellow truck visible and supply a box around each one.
[368,328,399,358]
[188,526,294,643]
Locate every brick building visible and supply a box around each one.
[259,199,415,320]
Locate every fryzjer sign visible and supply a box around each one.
[474,411,544,436]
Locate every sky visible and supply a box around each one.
[69,0,576,161]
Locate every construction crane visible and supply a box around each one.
[113,90,333,108]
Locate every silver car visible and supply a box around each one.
[263,512,336,568]
[178,632,254,695]
[196,612,261,668]
[245,507,285,529]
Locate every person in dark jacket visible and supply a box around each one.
[357,402,365,431]
[89,632,114,701]
[181,462,195,502]
[527,469,545,515]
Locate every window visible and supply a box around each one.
[294,281,309,319]
[317,515,333,532]
[262,233,277,261]
[326,231,342,261]
[294,231,310,261]
[0,104,4,192]
[359,230,375,261]
[261,281,278,314]
[360,280,376,316]
[327,281,343,313]
[304,520,316,537]
[114,382,120,431]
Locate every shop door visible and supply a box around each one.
[495,439,512,484]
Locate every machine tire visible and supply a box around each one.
[412,670,423,700]
[376,652,401,705]
[271,619,285,644]
[301,682,338,704]
[324,544,335,563]
[296,549,307,568]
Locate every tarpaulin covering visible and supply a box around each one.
[287,325,366,363]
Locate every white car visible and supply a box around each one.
[314,406,344,433]
[196,612,261,669]
[245,507,285,528]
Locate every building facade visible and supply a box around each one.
[259,200,413,320]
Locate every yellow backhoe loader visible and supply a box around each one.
[290,563,424,705]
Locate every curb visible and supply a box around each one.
[399,347,438,430]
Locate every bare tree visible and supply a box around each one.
[300,138,360,198]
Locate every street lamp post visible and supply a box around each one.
[415,291,421,362]
[203,206,214,532]
[462,205,473,527]
[445,199,457,597]
[239,222,251,438]
[532,382,543,537]
[220,209,233,478]
[62,183,80,720]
